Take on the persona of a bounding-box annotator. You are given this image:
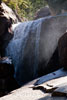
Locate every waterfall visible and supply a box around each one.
[6,18,43,85]
[6,15,67,86]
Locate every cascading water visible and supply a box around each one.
[6,15,67,86]
[6,19,43,85]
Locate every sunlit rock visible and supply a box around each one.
[1,3,20,23]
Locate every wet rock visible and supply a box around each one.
[58,32,67,70]
[35,68,67,85]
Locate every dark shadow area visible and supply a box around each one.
[38,96,66,100]
[0,57,20,97]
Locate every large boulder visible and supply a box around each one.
[0,57,19,97]
[0,76,67,100]
[58,32,67,70]
[34,6,51,20]
[46,0,67,15]
[1,2,21,23]
[0,5,13,56]
[0,2,22,56]
[6,14,67,86]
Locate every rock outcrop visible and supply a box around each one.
[6,14,67,86]
[0,4,13,56]
[0,2,23,56]
[34,6,51,20]
[0,2,20,96]
[1,2,21,23]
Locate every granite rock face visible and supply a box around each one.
[46,0,67,15]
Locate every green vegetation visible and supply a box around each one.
[2,0,47,20]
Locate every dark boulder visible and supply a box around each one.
[0,4,13,56]
[58,32,67,70]
[0,57,19,97]
[0,57,14,78]
[0,16,13,56]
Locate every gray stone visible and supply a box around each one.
[34,6,51,19]
[0,76,67,100]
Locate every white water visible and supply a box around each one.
[6,19,43,85]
